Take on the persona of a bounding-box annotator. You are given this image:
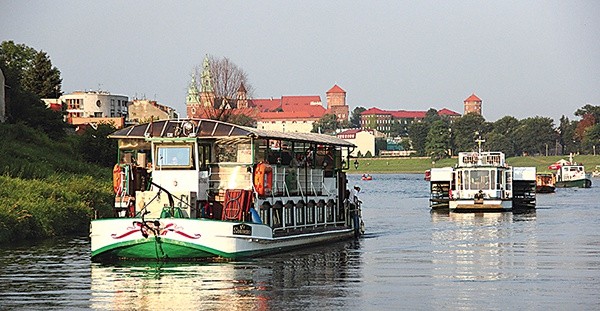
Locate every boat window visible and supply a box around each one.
[156,145,194,169]
[468,169,490,190]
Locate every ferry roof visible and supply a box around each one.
[109,119,355,147]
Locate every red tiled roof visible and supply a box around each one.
[281,95,322,108]
[337,129,362,136]
[391,110,426,118]
[361,107,387,115]
[250,98,281,112]
[464,93,481,102]
[438,108,461,116]
[327,84,346,94]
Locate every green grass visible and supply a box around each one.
[349,155,600,174]
[0,123,114,244]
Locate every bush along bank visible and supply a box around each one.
[0,123,114,244]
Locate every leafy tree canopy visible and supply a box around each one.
[0,41,66,139]
[451,113,487,152]
[312,114,340,134]
[350,106,366,128]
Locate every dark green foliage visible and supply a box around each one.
[0,123,113,244]
[76,123,118,167]
[451,114,487,152]
[513,117,557,156]
[375,138,387,156]
[312,114,341,134]
[425,120,451,160]
[1,41,67,139]
[21,50,63,98]
[408,122,429,156]
[350,106,366,128]
[0,175,113,242]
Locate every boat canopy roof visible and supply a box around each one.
[109,119,355,147]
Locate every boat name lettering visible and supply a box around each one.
[232,224,252,236]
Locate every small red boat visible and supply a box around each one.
[361,174,372,181]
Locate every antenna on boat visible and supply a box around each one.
[475,132,485,154]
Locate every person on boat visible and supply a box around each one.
[474,189,485,200]
[349,185,362,207]
[348,185,362,235]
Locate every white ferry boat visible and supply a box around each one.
[90,119,364,261]
[429,142,536,212]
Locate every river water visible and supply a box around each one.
[0,174,599,310]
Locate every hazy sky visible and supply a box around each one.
[1,1,598,122]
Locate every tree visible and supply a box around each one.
[192,55,255,123]
[485,132,515,156]
[76,123,118,167]
[581,124,600,154]
[424,108,441,124]
[350,106,366,128]
[559,115,578,155]
[0,41,35,80]
[487,116,519,156]
[21,50,62,98]
[408,122,429,156]
[425,120,451,160]
[513,117,556,156]
[451,114,487,152]
[312,114,340,134]
[0,41,66,139]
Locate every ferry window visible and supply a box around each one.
[156,146,193,168]
[469,170,490,190]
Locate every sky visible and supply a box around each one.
[1,1,598,123]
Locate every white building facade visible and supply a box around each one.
[60,90,128,120]
[337,129,376,157]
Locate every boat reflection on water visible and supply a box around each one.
[429,209,539,288]
[90,240,363,310]
[430,209,537,223]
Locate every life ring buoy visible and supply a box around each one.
[254,162,273,197]
[113,164,123,195]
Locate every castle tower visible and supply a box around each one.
[463,93,482,115]
[326,84,349,122]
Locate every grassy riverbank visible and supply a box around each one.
[347,155,600,174]
[0,123,113,244]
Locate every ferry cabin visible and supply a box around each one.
[451,152,513,211]
[429,152,536,212]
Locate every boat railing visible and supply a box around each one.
[271,197,346,234]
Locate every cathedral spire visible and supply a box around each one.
[201,55,213,93]
[186,72,200,104]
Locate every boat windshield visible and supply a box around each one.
[467,169,494,190]
[156,145,193,168]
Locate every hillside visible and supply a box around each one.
[0,123,113,244]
